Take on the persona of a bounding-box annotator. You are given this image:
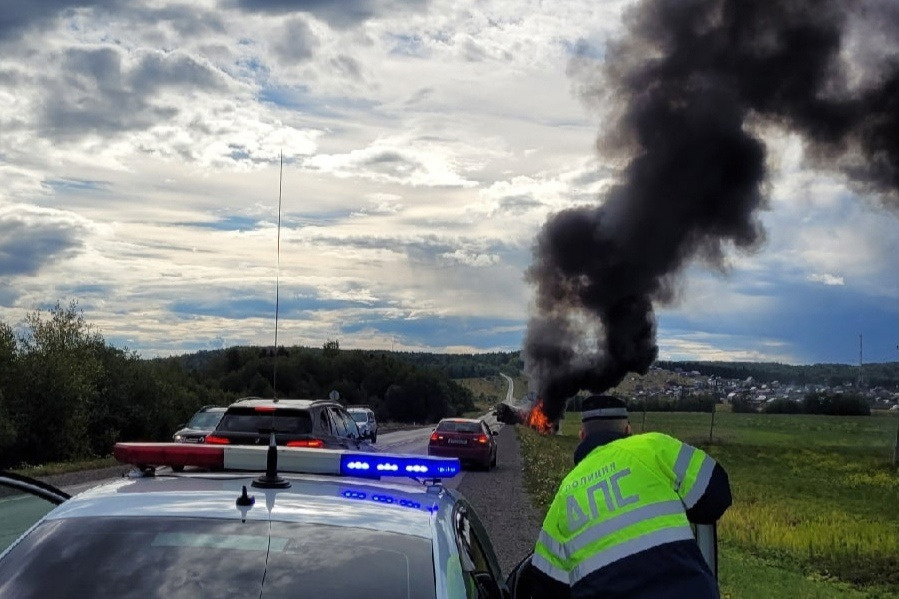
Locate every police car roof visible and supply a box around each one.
[50,471,450,540]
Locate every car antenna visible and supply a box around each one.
[252,432,290,489]
[272,150,283,403]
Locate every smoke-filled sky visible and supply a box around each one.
[523,0,899,417]
[1,0,896,365]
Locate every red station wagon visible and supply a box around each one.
[427,418,498,470]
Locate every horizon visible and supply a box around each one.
[142,341,899,370]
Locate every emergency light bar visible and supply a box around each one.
[341,454,460,478]
[113,443,460,479]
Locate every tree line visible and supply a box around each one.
[0,302,482,470]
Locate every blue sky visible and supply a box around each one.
[0,0,896,364]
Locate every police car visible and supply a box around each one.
[0,438,518,598]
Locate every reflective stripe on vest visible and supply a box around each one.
[537,499,685,561]
[683,453,715,509]
[534,524,695,585]
[673,444,695,492]
[672,442,716,508]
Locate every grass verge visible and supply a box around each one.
[517,411,899,598]
[10,456,117,478]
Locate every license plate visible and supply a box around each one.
[447,438,468,445]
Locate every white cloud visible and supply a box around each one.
[807,273,845,286]
[440,249,499,267]
[658,332,798,364]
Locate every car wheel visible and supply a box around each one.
[490,451,497,468]
[371,432,377,443]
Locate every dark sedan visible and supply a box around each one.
[427,418,497,470]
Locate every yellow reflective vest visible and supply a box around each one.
[533,432,719,589]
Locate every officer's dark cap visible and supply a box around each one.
[581,395,628,423]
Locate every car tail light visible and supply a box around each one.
[254,406,276,412]
[286,439,324,448]
[429,432,441,443]
[204,435,231,444]
[476,434,488,444]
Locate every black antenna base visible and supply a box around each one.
[252,432,291,489]
[252,472,290,489]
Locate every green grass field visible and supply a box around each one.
[457,376,509,416]
[517,410,899,599]
[456,374,529,415]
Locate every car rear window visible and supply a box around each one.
[0,516,436,599]
[436,420,481,433]
[186,411,224,429]
[350,412,368,423]
[218,407,313,434]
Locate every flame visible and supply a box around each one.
[525,399,555,434]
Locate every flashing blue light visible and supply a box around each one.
[339,453,460,479]
[341,487,428,511]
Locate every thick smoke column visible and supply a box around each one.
[525,0,899,422]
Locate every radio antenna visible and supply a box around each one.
[273,151,283,401]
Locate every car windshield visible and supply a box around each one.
[186,411,223,429]
[217,408,313,434]
[350,412,368,423]
[436,421,481,433]
[0,516,436,598]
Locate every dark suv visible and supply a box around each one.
[205,398,370,450]
[172,405,227,443]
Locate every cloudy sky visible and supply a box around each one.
[1,0,896,365]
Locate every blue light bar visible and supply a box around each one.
[340,452,461,479]
[342,488,435,512]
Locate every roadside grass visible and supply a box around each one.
[457,374,529,417]
[457,376,509,416]
[517,411,899,598]
[10,456,117,478]
[510,376,529,401]
[719,542,896,599]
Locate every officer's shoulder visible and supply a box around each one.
[627,431,680,445]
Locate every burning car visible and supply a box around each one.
[494,399,559,434]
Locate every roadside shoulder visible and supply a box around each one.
[457,425,543,576]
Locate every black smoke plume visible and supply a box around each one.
[524,0,899,423]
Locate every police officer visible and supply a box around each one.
[529,394,731,599]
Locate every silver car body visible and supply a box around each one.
[0,445,504,598]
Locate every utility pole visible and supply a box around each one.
[893,253,898,467]
[894,339,898,468]
[641,397,648,432]
[857,333,864,389]
[893,414,898,468]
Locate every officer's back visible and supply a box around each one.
[529,395,732,599]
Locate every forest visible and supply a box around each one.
[0,302,493,469]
